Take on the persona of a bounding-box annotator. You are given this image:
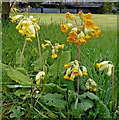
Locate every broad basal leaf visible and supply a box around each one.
[40,93,66,110]
[6,68,33,84]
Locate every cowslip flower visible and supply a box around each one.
[96,61,113,77]
[86,78,97,91]
[72,69,79,76]
[84,13,92,21]
[94,30,101,37]
[35,71,45,84]
[85,34,92,40]
[42,40,64,59]
[96,61,110,68]
[11,15,40,42]
[76,10,82,16]
[84,20,95,29]
[11,15,23,23]
[64,74,70,80]
[64,64,70,69]
[25,37,32,42]
[61,24,68,34]
[29,16,37,23]
[67,37,75,43]
[76,10,83,20]
[69,31,77,38]
[64,60,88,81]
[66,12,71,20]
[93,26,99,30]
[51,49,57,59]
[74,38,87,45]
[61,11,101,45]
[64,68,72,80]
[69,73,75,81]
[42,44,46,50]
[82,66,88,76]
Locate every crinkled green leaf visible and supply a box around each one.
[71,99,94,118]
[80,92,99,101]
[15,89,30,97]
[6,68,33,84]
[16,67,28,76]
[40,93,66,110]
[80,99,94,111]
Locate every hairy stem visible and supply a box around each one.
[36,31,43,91]
[78,45,80,61]
[36,31,42,71]
[112,65,114,117]
[77,45,80,94]
[20,40,26,67]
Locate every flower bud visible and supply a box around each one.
[64,74,69,80]
[66,68,71,75]
[85,28,92,34]
[71,27,78,32]
[96,61,110,68]
[78,69,83,77]
[82,66,88,76]
[64,64,70,69]
[44,40,51,45]
[77,31,85,39]
[74,60,79,66]
[69,73,75,81]
[67,23,73,29]
[52,49,55,54]
[35,71,45,82]
[52,54,57,59]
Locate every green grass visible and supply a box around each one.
[2,13,117,118]
[10,13,117,29]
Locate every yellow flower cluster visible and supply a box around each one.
[86,78,97,92]
[96,61,113,76]
[35,71,45,84]
[11,15,40,42]
[61,11,101,45]
[42,40,64,59]
[64,60,88,81]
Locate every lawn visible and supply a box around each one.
[2,13,118,119]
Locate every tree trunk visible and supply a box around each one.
[2,2,10,20]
